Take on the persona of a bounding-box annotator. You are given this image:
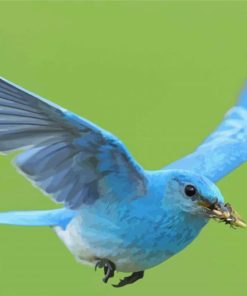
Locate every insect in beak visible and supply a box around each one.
[198,199,246,228]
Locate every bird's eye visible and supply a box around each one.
[184,185,197,197]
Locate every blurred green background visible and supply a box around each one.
[0,1,247,295]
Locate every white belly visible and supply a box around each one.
[54,216,96,268]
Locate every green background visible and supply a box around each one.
[0,1,247,295]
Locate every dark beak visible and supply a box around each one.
[198,199,246,228]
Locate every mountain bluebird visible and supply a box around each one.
[0,77,246,287]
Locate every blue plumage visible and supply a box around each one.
[165,101,247,181]
[0,77,147,209]
[0,77,246,287]
[0,208,75,229]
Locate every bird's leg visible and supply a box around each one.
[95,258,116,283]
[112,271,144,288]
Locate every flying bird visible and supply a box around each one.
[0,77,246,287]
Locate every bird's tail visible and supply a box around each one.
[0,208,76,229]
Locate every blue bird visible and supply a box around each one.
[0,77,246,287]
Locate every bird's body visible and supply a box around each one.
[0,77,246,286]
[54,170,208,272]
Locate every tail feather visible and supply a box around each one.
[0,208,76,229]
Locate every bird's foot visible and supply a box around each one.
[112,271,144,288]
[95,258,116,283]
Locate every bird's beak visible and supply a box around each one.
[197,199,246,228]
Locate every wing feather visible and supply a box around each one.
[0,77,147,209]
[164,86,247,182]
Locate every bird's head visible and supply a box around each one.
[162,170,246,228]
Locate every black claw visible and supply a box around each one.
[95,258,116,283]
[112,271,144,288]
[95,260,104,271]
[103,265,108,275]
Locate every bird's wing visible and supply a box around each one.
[0,77,147,209]
[164,85,247,182]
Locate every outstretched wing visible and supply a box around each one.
[0,78,147,209]
[164,85,247,182]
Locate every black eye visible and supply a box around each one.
[184,185,197,197]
